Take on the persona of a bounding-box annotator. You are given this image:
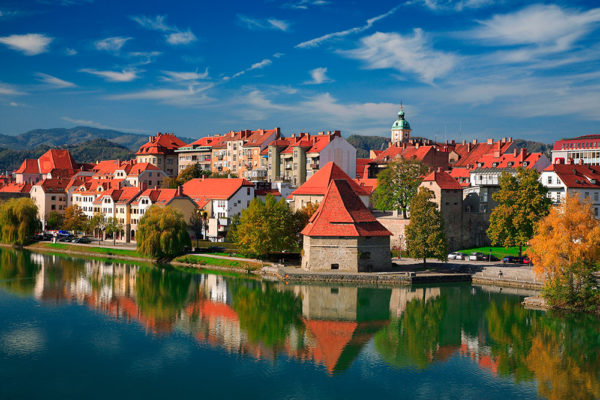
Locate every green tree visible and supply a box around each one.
[104,217,123,246]
[487,168,551,257]
[0,197,40,246]
[45,210,64,230]
[189,208,208,248]
[86,212,104,241]
[63,204,87,235]
[235,195,298,257]
[137,205,191,259]
[372,158,429,218]
[405,187,447,263]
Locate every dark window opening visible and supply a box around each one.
[331,263,339,270]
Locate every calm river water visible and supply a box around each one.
[0,248,598,399]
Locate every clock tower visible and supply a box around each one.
[391,107,411,145]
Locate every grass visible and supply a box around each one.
[33,242,148,259]
[457,246,528,259]
[175,254,261,271]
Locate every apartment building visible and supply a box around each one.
[135,132,187,177]
[30,179,71,229]
[551,135,600,165]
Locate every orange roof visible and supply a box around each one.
[547,164,600,189]
[375,144,435,163]
[132,187,188,205]
[291,162,370,197]
[354,178,378,194]
[302,179,391,237]
[452,140,513,168]
[127,162,162,176]
[0,182,32,193]
[14,159,39,174]
[189,136,217,147]
[242,128,280,148]
[305,319,357,374]
[115,187,142,204]
[38,149,77,174]
[34,178,71,193]
[136,132,187,155]
[474,148,545,170]
[422,170,462,190]
[182,177,253,200]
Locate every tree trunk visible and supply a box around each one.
[403,208,408,219]
[423,257,426,264]
[519,244,522,258]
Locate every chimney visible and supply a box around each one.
[176,185,182,196]
[445,140,448,145]
[513,148,518,157]
[487,138,493,145]
[508,137,513,142]
[472,139,478,144]
[437,167,442,173]
[467,143,472,152]
[519,148,527,162]
[462,140,466,145]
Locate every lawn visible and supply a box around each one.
[457,246,528,259]
[35,243,147,259]
[175,255,261,271]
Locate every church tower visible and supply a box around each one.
[391,107,411,145]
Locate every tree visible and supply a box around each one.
[405,187,447,263]
[291,202,320,248]
[63,205,87,235]
[372,158,429,218]
[487,168,551,257]
[104,217,123,246]
[529,195,600,311]
[189,208,208,248]
[86,212,104,241]
[235,195,298,257]
[0,198,40,246]
[45,210,64,230]
[137,205,191,259]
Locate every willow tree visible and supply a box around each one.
[405,187,447,263]
[372,158,428,218]
[0,197,40,246]
[487,168,551,257]
[137,205,191,259]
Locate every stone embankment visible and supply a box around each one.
[471,265,542,290]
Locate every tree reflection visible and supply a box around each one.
[0,249,40,296]
[230,281,303,347]
[135,266,193,332]
[374,294,446,369]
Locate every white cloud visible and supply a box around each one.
[472,5,600,47]
[128,51,162,65]
[305,67,332,84]
[162,69,209,81]
[35,72,76,88]
[296,5,399,48]
[340,30,457,84]
[94,36,131,53]
[108,84,213,106]
[131,15,172,31]
[131,14,197,46]
[166,30,196,45]
[61,116,148,133]
[415,0,493,12]
[80,68,139,82]
[65,47,77,55]
[237,15,290,32]
[0,33,52,55]
[0,83,24,96]
[283,0,329,10]
[227,59,273,80]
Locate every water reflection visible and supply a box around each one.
[0,249,599,398]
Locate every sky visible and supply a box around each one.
[0,0,599,143]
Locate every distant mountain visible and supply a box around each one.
[346,134,552,158]
[0,139,134,171]
[346,135,391,158]
[0,126,196,152]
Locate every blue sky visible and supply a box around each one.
[0,0,599,143]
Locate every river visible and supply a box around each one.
[0,248,598,399]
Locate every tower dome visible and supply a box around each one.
[392,109,411,130]
[391,107,411,144]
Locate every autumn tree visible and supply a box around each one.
[372,158,429,218]
[63,205,87,235]
[104,217,123,246]
[45,211,64,230]
[291,201,320,248]
[529,195,600,311]
[487,168,551,257]
[189,208,208,248]
[86,212,104,240]
[235,194,298,257]
[137,205,191,259]
[405,187,447,263]
[0,198,40,246]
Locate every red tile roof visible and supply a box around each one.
[451,141,513,168]
[0,182,32,193]
[547,164,600,189]
[552,135,600,151]
[136,132,187,155]
[356,158,371,179]
[475,148,545,170]
[127,162,162,176]
[189,137,218,147]
[34,178,71,193]
[38,149,78,174]
[14,159,39,174]
[291,162,371,197]
[242,128,280,148]
[354,178,378,194]
[448,168,471,187]
[302,179,391,237]
[182,177,254,200]
[131,187,188,205]
[422,170,462,190]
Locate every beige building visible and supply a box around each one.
[30,179,70,229]
[301,179,392,272]
[135,132,187,177]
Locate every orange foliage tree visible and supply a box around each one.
[529,194,600,311]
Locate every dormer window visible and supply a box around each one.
[507,162,514,167]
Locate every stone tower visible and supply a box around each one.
[391,107,411,145]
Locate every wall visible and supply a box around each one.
[319,137,357,181]
[302,235,390,272]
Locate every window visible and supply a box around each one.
[51,205,56,210]
[547,176,553,185]
[51,196,56,200]
[331,263,339,270]
[594,192,599,202]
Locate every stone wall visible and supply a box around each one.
[302,235,391,272]
[374,212,409,250]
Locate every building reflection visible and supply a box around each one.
[2,249,598,399]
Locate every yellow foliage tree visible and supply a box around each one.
[529,194,600,310]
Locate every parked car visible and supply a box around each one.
[522,256,532,265]
[469,252,485,261]
[447,252,461,260]
[73,237,92,244]
[502,256,516,263]
[57,235,74,242]
[482,254,500,262]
